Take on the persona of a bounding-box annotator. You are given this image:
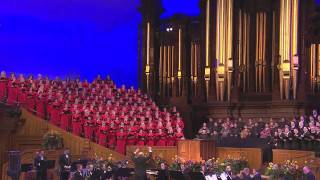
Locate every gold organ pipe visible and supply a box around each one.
[191,43,194,78]
[168,45,171,81]
[159,46,163,95]
[205,0,210,66]
[178,29,182,70]
[172,46,175,80]
[146,22,150,65]
[195,44,198,78]
[318,45,320,77]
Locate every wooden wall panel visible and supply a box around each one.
[272,149,315,165]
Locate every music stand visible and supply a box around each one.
[115,168,134,177]
[21,164,33,172]
[189,172,205,180]
[169,170,185,180]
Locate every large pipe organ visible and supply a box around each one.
[138,0,320,137]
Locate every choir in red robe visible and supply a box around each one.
[0,71,185,155]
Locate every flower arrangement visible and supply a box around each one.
[264,161,301,180]
[42,130,63,150]
[169,155,184,171]
[168,155,249,174]
[154,154,167,169]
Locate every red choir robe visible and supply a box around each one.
[98,126,108,147]
[156,132,167,146]
[146,132,156,146]
[36,95,47,119]
[7,81,18,105]
[72,114,82,136]
[174,132,184,145]
[0,77,7,100]
[126,130,136,145]
[94,120,102,141]
[166,132,176,146]
[107,127,116,149]
[50,102,61,126]
[115,131,127,154]
[26,91,36,112]
[60,109,72,131]
[17,87,27,106]
[83,117,94,140]
[136,132,146,146]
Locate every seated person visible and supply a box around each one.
[197,123,210,139]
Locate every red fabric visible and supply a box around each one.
[50,105,61,126]
[107,129,116,148]
[7,86,18,105]
[136,133,145,146]
[156,133,167,146]
[0,79,7,100]
[116,132,127,154]
[98,126,108,146]
[166,134,176,146]
[146,133,155,146]
[72,114,82,136]
[36,97,46,119]
[60,111,71,131]
[26,92,35,112]
[84,121,94,139]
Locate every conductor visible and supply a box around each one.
[132,146,152,180]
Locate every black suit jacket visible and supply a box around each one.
[303,172,316,180]
[132,152,152,177]
[73,171,85,180]
[59,154,71,172]
[34,155,46,171]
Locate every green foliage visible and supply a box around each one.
[42,130,63,150]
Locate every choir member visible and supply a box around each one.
[127,127,137,146]
[98,121,108,147]
[136,129,146,146]
[116,128,127,154]
[84,116,94,140]
[146,129,155,146]
[197,123,210,139]
[72,110,82,136]
[156,129,167,146]
[107,122,117,149]
[0,71,7,101]
[60,104,71,131]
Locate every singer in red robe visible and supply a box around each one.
[36,94,47,119]
[60,106,71,131]
[115,128,127,154]
[136,129,146,146]
[50,100,61,126]
[146,129,155,146]
[107,123,116,149]
[156,129,167,146]
[98,123,108,147]
[0,72,7,101]
[126,128,136,146]
[71,110,82,136]
[166,128,175,146]
[84,116,94,140]
[7,80,18,105]
[26,89,36,112]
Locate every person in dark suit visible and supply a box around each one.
[73,164,85,180]
[132,147,152,180]
[156,162,169,180]
[34,150,47,180]
[59,149,72,180]
[252,169,262,180]
[302,166,316,180]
